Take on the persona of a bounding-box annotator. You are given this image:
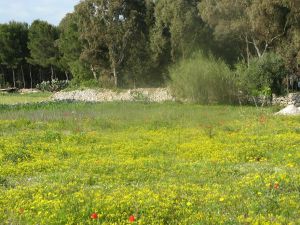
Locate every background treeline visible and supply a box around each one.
[0,0,299,101]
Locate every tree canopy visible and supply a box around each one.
[0,0,299,93]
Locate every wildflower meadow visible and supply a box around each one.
[0,102,299,224]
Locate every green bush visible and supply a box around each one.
[236,52,287,97]
[68,60,94,85]
[68,61,115,89]
[169,52,237,104]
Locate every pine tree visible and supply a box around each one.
[28,20,60,81]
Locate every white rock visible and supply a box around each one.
[275,105,300,115]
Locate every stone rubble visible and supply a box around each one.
[52,88,175,103]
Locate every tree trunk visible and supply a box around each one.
[252,96,258,108]
[0,65,5,87]
[286,75,289,94]
[90,65,97,80]
[21,65,26,89]
[12,68,16,88]
[261,96,266,107]
[29,65,33,89]
[238,93,242,106]
[39,68,42,83]
[65,71,69,81]
[181,43,185,60]
[50,65,54,81]
[252,38,262,58]
[113,66,118,87]
[245,35,250,67]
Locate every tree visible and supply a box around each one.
[0,22,29,88]
[58,13,91,82]
[151,0,212,62]
[119,1,156,87]
[275,1,300,88]
[27,20,60,81]
[75,0,151,87]
[199,0,293,63]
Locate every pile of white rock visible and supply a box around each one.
[272,93,300,106]
[52,88,175,103]
[275,105,300,116]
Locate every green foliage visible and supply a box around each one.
[57,13,83,73]
[0,22,29,87]
[27,20,59,69]
[98,74,115,89]
[0,176,10,188]
[3,148,32,163]
[277,28,300,74]
[0,0,299,91]
[236,52,288,96]
[68,60,94,85]
[152,0,211,61]
[199,0,300,67]
[75,0,155,87]
[0,22,29,68]
[170,52,237,104]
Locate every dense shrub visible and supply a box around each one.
[98,72,115,88]
[169,52,237,104]
[236,52,287,97]
[68,60,94,85]
[68,61,116,89]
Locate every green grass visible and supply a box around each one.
[0,92,51,105]
[0,102,299,224]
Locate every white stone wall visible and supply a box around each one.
[52,88,175,103]
[272,93,300,106]
[52,89,300,106]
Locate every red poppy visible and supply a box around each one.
[19,208,25,214]
[274,183,279,190]
[129,215,135,223]
[259,115,267,124]
[90,213,98,219]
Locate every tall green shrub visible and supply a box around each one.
[68,60,94,85]
[169,52,237,104]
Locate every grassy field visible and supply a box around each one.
[0,92,51,105]
[0,100,299,224]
